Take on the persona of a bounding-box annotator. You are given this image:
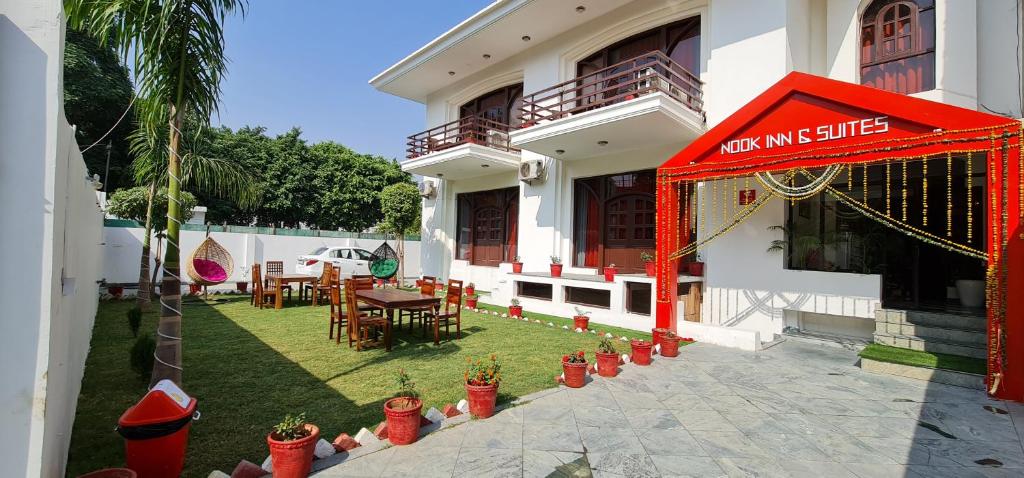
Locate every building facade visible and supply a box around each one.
[371,0,1023,344]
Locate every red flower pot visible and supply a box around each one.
[651,328,668,349]
[465,285,475,296]
[383,397,423,445]
[688,262,704,276]
[512,262,523,273]
[465,382,499,418]
[376,279,385,287]
[415,279,423,287]
[188,284,202,295]
[550,264,563,277]
[603,266,618,282]
[508,305,523,317]
[267,424,320,478]
[573,316,589,330]
[108,286,124,297]
[562,360,588,388]
[661,335,682,357]
[235,281,248,293]
[644,262,656,277]
[595,352,619,377]
[631,340,653,365]
[466,297,478,308]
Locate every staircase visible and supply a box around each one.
[873,308,987,359]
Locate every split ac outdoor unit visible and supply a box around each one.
[519,159,546,184]
[419,180,437,199]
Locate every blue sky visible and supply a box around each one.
[215,1,491,161]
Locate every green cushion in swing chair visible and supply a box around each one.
[370,258,399,279]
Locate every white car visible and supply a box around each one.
[296,246,375,278]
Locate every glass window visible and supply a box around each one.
[860,0,935,95]
[330,249,349,259]
[352,249,374,261]
[455,187,519,267]
[572,170,656,273]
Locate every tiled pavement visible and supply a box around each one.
[314,340,1024,477]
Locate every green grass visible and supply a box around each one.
[66,296,652,477]
[859,343,987,375]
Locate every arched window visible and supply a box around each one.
[860,0,935,95]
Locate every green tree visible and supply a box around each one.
[67,0,247,385]
[379,182,421,285]
[310,144,410,231]
[62,27,134,191]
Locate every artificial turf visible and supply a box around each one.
[66,295,653,477]
[859,343,987,375]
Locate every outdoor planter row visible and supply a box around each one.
[506,255,705,279]
[559,331,695,388]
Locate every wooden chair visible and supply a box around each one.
[398,276,436,331]
[305,264,332,303]
[265,261,293,301]
[345,278,390,351]
[251,264,281,309]
[424,279,463,340]
[327,266,346,343]
[351,274,383,316]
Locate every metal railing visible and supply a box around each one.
[519,50,703,125]
[406,114,519,159]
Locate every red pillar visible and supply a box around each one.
[995,129,1024,401]
[656,175,680,331]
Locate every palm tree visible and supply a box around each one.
[67,0,246,385]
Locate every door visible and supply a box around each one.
[472,207,504,267]
[603,195,656,273]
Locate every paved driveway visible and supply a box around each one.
[315,340,1024,477]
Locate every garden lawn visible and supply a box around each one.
[859,343,987,375]
[66,296,652,477]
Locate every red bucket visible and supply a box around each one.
[384,397,423,445]
[465,383,499,418]
[267,424,319,478]
[562,361,587,388]
[117,381,196,478]
[596,352,619,378]
[631,340,653,366]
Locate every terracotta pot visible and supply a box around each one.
[77,469,137,478]
[415,279,423,287]
[383,397,423,445]
[603,266,618,282]
[108,286,124,297]
[466,297,478,308]
[267,424,320,478]
[562,360,587,388]
[631,340,653,365]
[573,316,589,331]
[688,262,705,276]
[550,263,563,277]
[235,281,248,292]
[595,352,619,378]
[465,382,499,418]
[651,328,668,349]
[188,284,202,295]
[376,279,385,287]
[644,262,656,277]
[661,335,682,357]
[512,262,523,273]
[509,305,523,317]
[465,285,475,296]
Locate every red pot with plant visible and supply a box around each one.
[661,331,683,358]
[266,414,319,478]
[108,286,124,297]
[465,354,501,418]
[188,284,202,295]
[688,261,705,276]
[631,339,653,366]
[235,281,248,293]
[415,279,424,288]
[572,307,590,330]
[595,338,619,378]
[376,278,385,287]
[511,256,523,273]
[651,328,668,349]
[465,283,475,296]
[384,369,422,445]
[466,295,478,308]
[562,351,588,388]
[641,251,655,277]
[549,256,563,277]
[508,298,523,318]
[603,264,618,282]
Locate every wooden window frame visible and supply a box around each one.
[859,0,935,93]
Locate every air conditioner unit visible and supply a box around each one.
[419,180,437,199]
[519,159,546,184]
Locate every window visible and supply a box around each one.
[352,249,374,261]
[565,287,611,309]
[577,17,701,79]
[330,249,349,259]
[516,281,552,300]
[459,84,524,127]
[573,170,656,273]
[456,187,519,267]
[860,0,935,94]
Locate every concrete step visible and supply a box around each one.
[873,332,987,359]
[874,321,986,347]
[876,308,986,333]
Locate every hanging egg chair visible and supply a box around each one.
[186,236,234,286]
[369,241,399,280]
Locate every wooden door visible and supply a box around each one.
[603,195,656,273]
[472,207,503,267]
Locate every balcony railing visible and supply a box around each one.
[407,115,518,159]
[519,51,703,125]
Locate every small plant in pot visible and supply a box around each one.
[465,354,502,418]
[266,413,320,478]
[549,256,563,277]
[631,339,653,365]
[465,282,476,296]
[562,351,588,388]
[651,327,668,349]
[641,251,655,277]
[188,283,202,295]
[603,263,618,282]
[511,255,523,274]
[383,369,423,445]
[661,330,683,358]
[466,294,479,309]
[595,337,619,378]
[236,266,250,293]
[572,307,590,331]
[688,253,705,276]
[108,285,124,298]
[508,298,523,318]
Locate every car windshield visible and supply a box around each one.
[310,247,328,256]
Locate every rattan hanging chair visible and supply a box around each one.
[369,241,399,280]
[187,236,234,286]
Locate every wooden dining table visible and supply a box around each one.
[355,288,443,346]
[268,273,319,309]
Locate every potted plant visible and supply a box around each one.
[511,255,523,274]
[603,263,618,282]
[383,369,423,445]
[508,298,523,318]
[188,283,202,295]
[465,282,475,296]
[631,339,653,365]
[108,285,124,298]
[688,253,704,276]
[651,328,668,349]
[464,354,501,418]
[236,265,249,292]
[595,337,619,378]
[661,330,683,358]
[573,307,590,331]
[466,294,479,309]
[561,351,587,388]
[549,256,563,277]
[641,251,655,277]
[266,413,319,478]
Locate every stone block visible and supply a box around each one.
[424,406,446,424]
[230,460,265,478]
[909,340,925,351]
[314,438,336,459]
[332,433,360,452]
[260,455,272,473]
[208,472,230,478]
[887,323,902,334]
[354,427,382,446]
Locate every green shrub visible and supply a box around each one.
[129,334,155,381]
[127,307,142,337]
[272,413,310,441]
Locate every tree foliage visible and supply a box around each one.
[107,186,196,233]
[380,183,421,235]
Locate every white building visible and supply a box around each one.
[371,0,1022,351]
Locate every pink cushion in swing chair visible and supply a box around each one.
[193,258,228,283]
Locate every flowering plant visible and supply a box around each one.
[562,350,587,364]
[510,298,520,306]
[597,337,616,354]
[465,354,502,386]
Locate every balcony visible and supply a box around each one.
[402,115,520,180]
[511,51,706,160]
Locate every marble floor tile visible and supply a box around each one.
[649,454,726,477]
[637,426,706,456]
[523,423,584,453]
[452,447,522,478]
[578,426,644,453]
[522,450,591,478]
[587,451,660,477]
